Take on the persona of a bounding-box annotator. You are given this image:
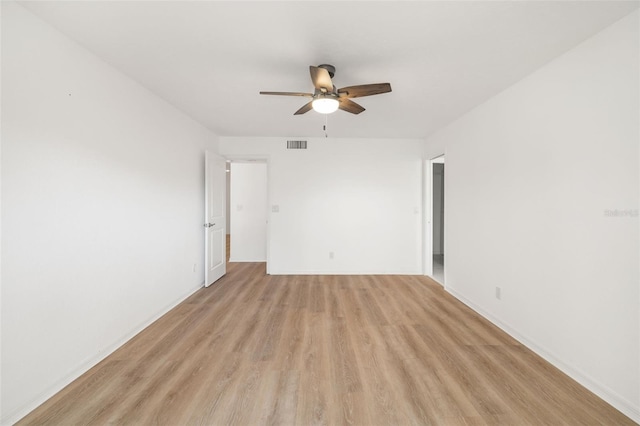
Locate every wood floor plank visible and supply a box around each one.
[17,264,636,426]
[252,368,300,425]
[184,351,245,425]
[295,311,333,425]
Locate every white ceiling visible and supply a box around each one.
[20,1,639,139]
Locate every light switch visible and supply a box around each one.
[272,205,280,213]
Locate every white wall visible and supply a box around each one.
[425,10,639,421]
[229,162,268,262]
[220,138,423,274]
[1,3,218,423]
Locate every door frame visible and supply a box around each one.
[224,155,271,274]
[424,154,445,280]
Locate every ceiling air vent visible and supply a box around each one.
[287,140,307,149]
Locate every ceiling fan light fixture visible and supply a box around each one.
[312,96,339,114]
[260,64,391,115]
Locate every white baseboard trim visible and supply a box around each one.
[2,283,204,426]
[267,269,423,275]
[228,257,267,263]
[445,287,640,424]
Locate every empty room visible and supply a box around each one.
[1,1,638,425]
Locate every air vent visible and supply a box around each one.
[287,140,307,149]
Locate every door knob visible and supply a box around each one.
[203,223,216,228]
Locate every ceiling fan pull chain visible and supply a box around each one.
[324,114,328,138]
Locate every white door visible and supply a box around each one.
[205,151,226,287]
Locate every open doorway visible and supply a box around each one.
[431,156,445,284]
[227,161,268,264]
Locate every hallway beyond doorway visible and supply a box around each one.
[432,254,444,284]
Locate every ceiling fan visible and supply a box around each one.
[260,64,392,115]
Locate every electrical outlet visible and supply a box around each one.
[329,251,334,259]
[495,286,501,300]
[193,263,197,272]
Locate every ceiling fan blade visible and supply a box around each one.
[294,101,313,115]
[309,66,333,92]
[337,83,392,98]
[338,98,365,115]
[260,91,313,97]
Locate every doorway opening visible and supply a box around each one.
[431,155,445,284]
[227,160,268,265]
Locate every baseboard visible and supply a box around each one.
[2,283,204,426]
[267,269,423,275]
[445,287,640,424]
[228,257,266,263]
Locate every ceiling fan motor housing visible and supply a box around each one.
[318,64,336,78]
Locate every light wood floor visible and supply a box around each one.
[19,262,634,425]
